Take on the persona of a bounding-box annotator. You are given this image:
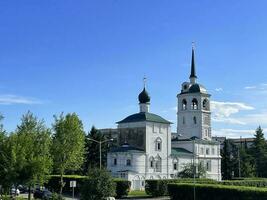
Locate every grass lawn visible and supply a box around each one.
[127,190,151,198]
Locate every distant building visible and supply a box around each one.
[107,46,221,190]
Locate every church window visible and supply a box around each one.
[182,99,187,110]
[114,158,117,165]
[155,138,162,151]
[191,98,198,110]
[193,116,197,124]
[206,148,210,155]
[206,160,211,172]
[149,157,154,168]
[173,163,177,170]
[155,157,162,172]
[183,116,186,125]
[203,99,209,110]
[126,159,131,166]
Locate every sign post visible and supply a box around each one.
[70,181,76,199]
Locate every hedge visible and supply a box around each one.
[145,179,216,197]
[221,179,267,187]
[113,179,131,198]
[168,183,267,200]
[44,175,130,198]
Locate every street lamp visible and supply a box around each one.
[87,138,114,169]
[178,134,196,200]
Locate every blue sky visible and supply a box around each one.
[1,0,267,138]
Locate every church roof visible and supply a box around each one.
[171,147,193,156]
[110,145,145,153]
[180,83,209,95]
[117,112,172,124]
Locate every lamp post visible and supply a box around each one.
[178,134,196,200]
[87,138,113,169]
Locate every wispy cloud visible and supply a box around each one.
[0,95,42,105]
[211,101,254,117]
[244,86,256,90]
[215,88,223,92]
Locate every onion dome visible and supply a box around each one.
[138,88,150,104]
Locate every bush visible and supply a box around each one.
[113,179,131,198]
[145,178,216,197]
[168,183,267,200]
[80,169,115,200]
[45,175,86,194]
[221,179,267,187]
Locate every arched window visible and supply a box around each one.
[155,138,162,151]
[191,98,198,110]
[182,99,187,110]
[155,156,162,172]
[193,116,197,124]
[203,99,209,110]
[182,116,186,125]
[149,157,154,168]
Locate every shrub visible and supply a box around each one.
[221,179,267,187]
[45,175,86,194]
[145,178,216,197]
[113,179,131,198]
[168,183,267,200]
[80,169,115,200]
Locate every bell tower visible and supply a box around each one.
[177,45,212,140]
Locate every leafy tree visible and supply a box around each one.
[84,126,110,172]
[14,112,52,200]
[177,163,206,178]
[81,168,115,200]
[239,144,254,177]
[251,126,267,177]
[221,139,233,180]
[51,113,85,194]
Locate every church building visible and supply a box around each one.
[107,47,221,190]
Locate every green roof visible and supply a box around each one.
[110,145,145,153]
[171,148,193,156]
[117,112,172,124]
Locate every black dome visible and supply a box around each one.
[188,84,207,94]
[138,88,150,104]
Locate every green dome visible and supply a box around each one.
[138,88,150,103]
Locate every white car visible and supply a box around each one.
[11,188,20,196]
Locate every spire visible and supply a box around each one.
[189,42,197,84]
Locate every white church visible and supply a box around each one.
[107,47,221,190]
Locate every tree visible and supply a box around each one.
[84,126,110,173]
[177,163,206,178]
[221,139,233,180]
[81,168,115,200]
[239,144,254,177]
[251,126,267,177]
[51,113,85,194]
[14,112,52,200]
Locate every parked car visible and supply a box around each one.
[33,189,52,200]
[11,188,20,196]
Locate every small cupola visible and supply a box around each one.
[138,77,150,113]
[138,88,150,104]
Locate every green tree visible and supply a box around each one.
[251,126,267,177]
[177,163,206,178]
[14,112,52,200]
[84,126,110,172]
[81,168,115,200]
[239,144,254,177]
[221,139,233,180]
[52,113,85,194]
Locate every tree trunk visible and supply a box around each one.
[60,173,63,195]
[28,186,31,200]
